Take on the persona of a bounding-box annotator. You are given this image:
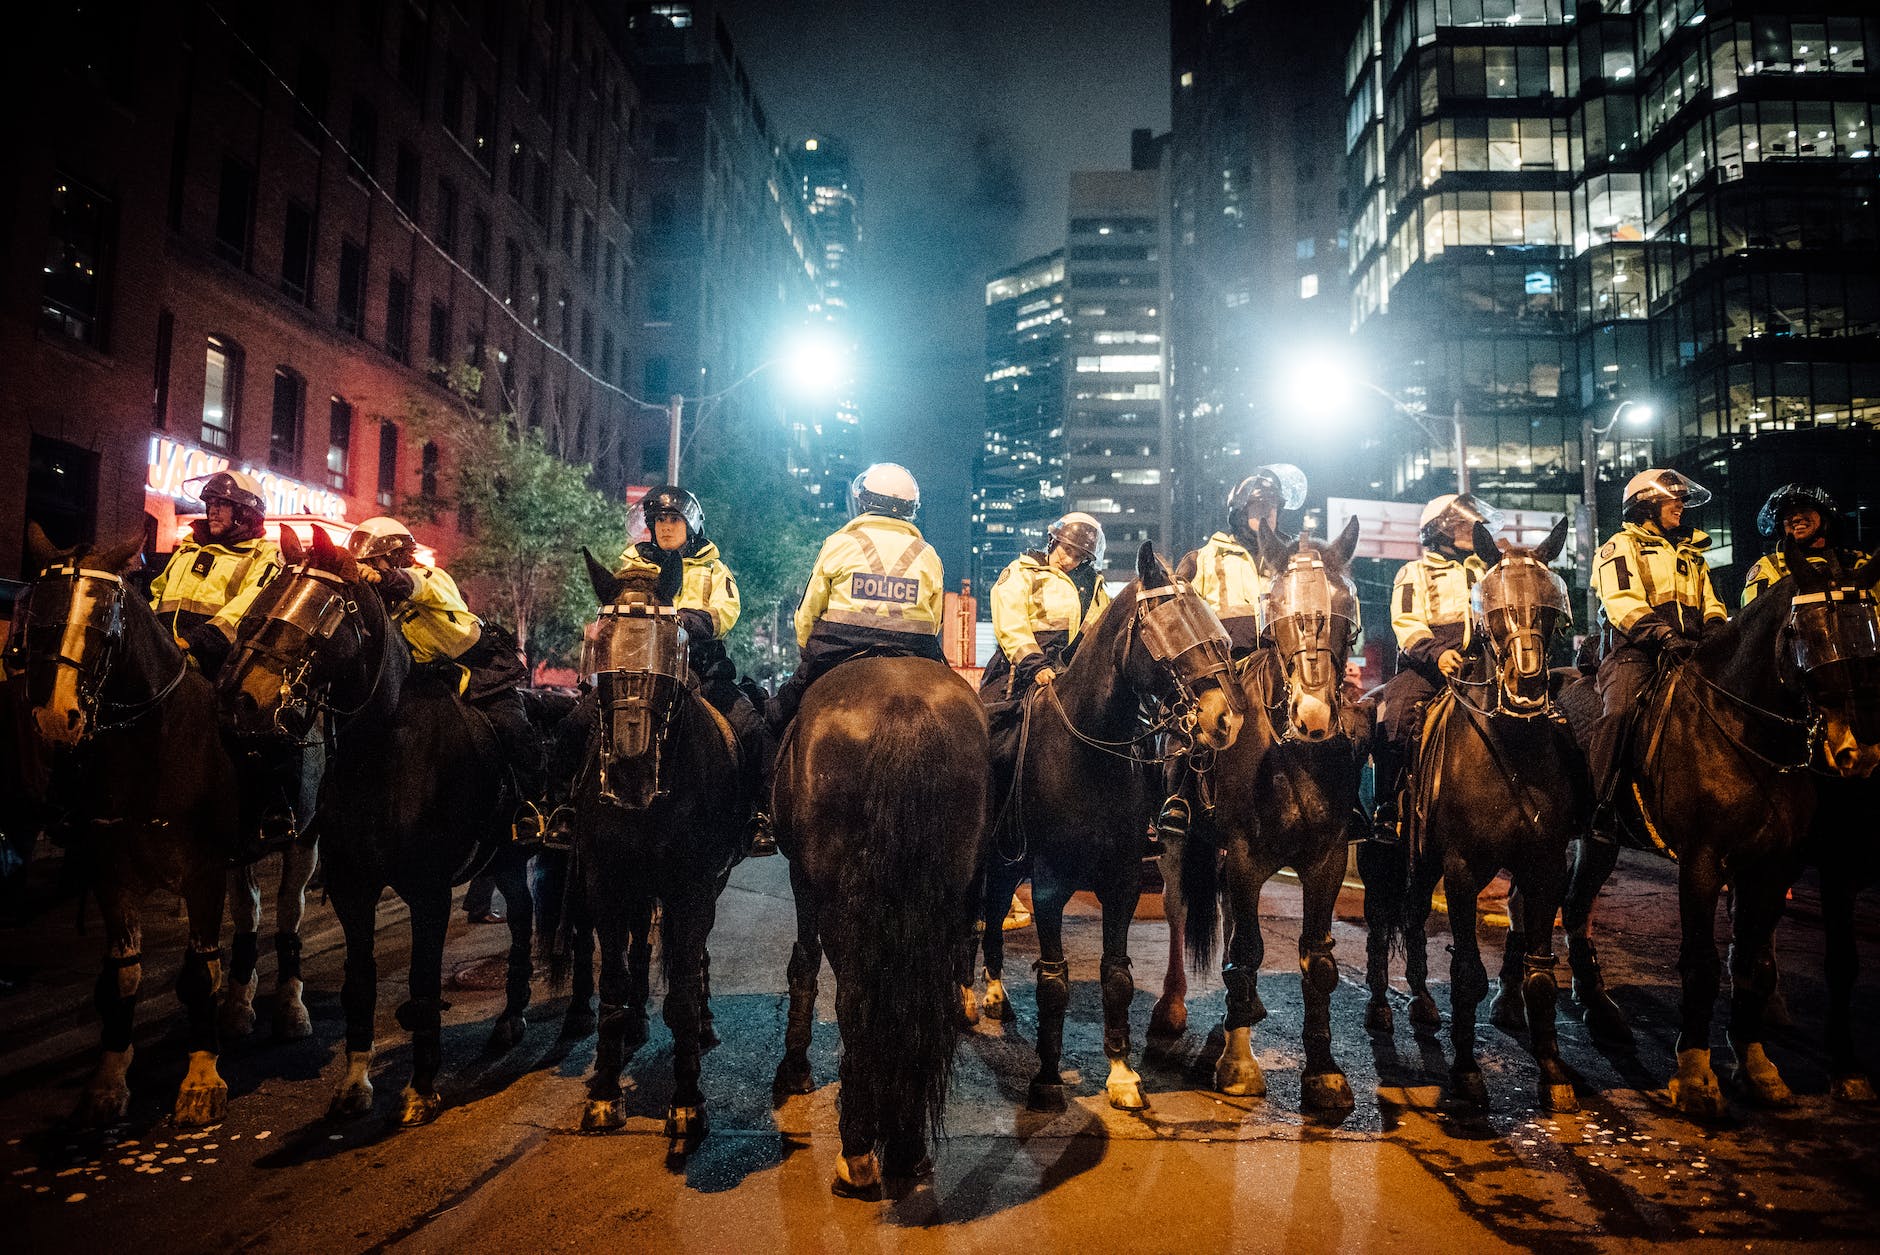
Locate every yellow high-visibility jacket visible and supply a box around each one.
[989,552,1110,665]
[1595,522,1727,642]
[617,540,741,638]
[1741,546,1877,606]
[149,529,283,641]
[390,564,484,664]
[795,515,944,648]
[1391,550,1487,674]
[1182,531,1272,648]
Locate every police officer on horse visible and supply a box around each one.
[982,512,1109,703]
[1741,484,1876,606]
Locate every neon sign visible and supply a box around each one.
[147,436,348,522]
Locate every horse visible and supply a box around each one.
[977,541,1246,1113]
[1564,543,1878,1116]
[1373,519,1586,1111]
[1178,517,1367,1112]
[770,652,989,1198]
[569,554,748,1147]
[219,527,535,1125]
[219,743,322,1041]
[7,527,236,1126]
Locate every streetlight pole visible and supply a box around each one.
[1349,381,1469,495]
[1578,398,1652,627]
[665,393,685,484]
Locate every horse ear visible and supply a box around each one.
[1136,540,1170,589]
[1254,523,1290,573]
[584,547,623,604]
[1534,516,1569,566]
[279,526,306,567]
[95,533,146,577]
[1852,555,1877,591]
[1474,522,1503,570]
[23,520,64,573]
[1781,538,1826,594]
[308,524,340,568]
[1328,515,1361,567]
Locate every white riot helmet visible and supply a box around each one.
[347,516,418,564]
[849,463,920,520]
[1419,493,1502,552]
[1623,468,1711,521]
[1047,512,1106,567]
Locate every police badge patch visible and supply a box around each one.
[1598,541,1615,560]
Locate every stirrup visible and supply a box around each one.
[540,805,576,852]
[748,812,778,858]
[1366,803,1401,846]
[511,801,546,845]
[1154,796,1190,842]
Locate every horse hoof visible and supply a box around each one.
[75,1086,131,1128]
[1107,1079,1147,1111]
[1213,1057,1267,1098]
[1409,993,1442,1029]
[562,1008,597,1040]
[1027,1079,1066,1111]
[1302,1071,1355,1113]
[329,1081,374,1119]
[1450,1069,1489,1107]
[485,1015,526,1055]
[773,1056,815,1096]
[1668,1052,1727,1119]
[956,985,981,1029]
[396,1087,442,1127]
[1364,1000,1394,1035]
[1148,997,1188,1045]
[1489,983,1527,1033]
[582,1098,625,1132]
[1579,991,1633,1045]
[1763,988,1794,1031]
[1541,1082,1579,1113]
[1832,1073,1878,1104]
[219,1000,257,1039]
[274,1000,314,1041]
[173,1080,229,1126]
[832,1152,882,1200]
[982,990,1015,1023]
[884,1154,934,1184]
[664,1105,708,1147]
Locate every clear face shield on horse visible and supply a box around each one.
[1472,556,1572,716]
[222,565,361,740]
[1135,584,1246,752]
[1787,586,1880,776]
[585,601,691,808]
[7,565,129,748]
[1260,555,1360,741]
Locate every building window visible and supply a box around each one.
[580,311,594,367]
[532,264,547,327]
[435,176,458,253]
[581,212,596,276]
[394,144,420,217]
[468,212,491,281]
[377,419,399,507]
[559,289,572,344]
[281,201,315,304]
[215,155,256,267]
[396,2,427,95]
[441,55,464,138]
[152,309,174,427]
[385,270,410,361]
[338,237,367,335]
[472,87,496,172]
[647,276,672,322]
[504,236,520,305]
[419,439,440,498]
[202,335,241,452]
[644,355,670,396]
[327,396,353,490]
[41,176,111,346]
[270,367,305,472]
[428,299,451,374]
[561,194,575,256]
[1300,273,1319,300]
[507,132,526,200]
[295,49,330,143]
[348,96,378,183]
[531,156,550,223]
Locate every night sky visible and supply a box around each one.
[719,0,1171,577]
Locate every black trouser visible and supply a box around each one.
[1587,642,1655,802]
[225,731,308,838]
[473,690,546,800]
[770,626,947,731]
[1373,666,1441,812]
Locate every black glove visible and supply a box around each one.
[1631,613,1678,654]
[676,608,715,642]
[1661,634,1696,661]
[183,623,232,676]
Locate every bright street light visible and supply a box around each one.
[660,329,853,483]
[1280,344,1470,493]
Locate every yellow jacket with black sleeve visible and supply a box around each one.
[618,539,741,640]
[989,552,1109,666]
[378,564,485,664]
[149,524,283,638]
[794,515,944,648]
[1179,531,1273,653]
[1390,550,1487,681]
[1595,521,1727,645]
[1741,546,1876,606]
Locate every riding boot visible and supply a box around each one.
[721,691,777,857]
[1152,759,1192,853]
[480,694,547,842]
[1368,740,1404,845]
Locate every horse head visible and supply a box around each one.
[582,547,689,807]
[1120,541,1244,752]
[10,523,150,749]
[219,525,385,739]
[1257,516,1361,741]
[1782,543,1880,777]
[1472,517,1571,717]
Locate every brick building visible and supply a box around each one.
[6,0,658,581]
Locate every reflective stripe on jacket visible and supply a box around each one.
[989,552,1109,664]
[392,565,484,664]
[149,535,283,641]
[617,540,741,638]
[1391,550,1486,669]
[1595,522,1727,640]
[1186,532,1270,637]
[1741,547,1877,606]
[794,515,944,648]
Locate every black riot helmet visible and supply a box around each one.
[641,484,706,541]
[1757,483,1837,539]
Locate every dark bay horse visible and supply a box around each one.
[220,528,534,1125]
[8,529,235,1125]
[978,542,1245,1112]
[1378,519,1586,1111]
[571,555,747,1147]
[1179,518,1366,1112]
[771,655,988,1198]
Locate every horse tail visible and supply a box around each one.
[545,844,580,994]
[1180,827,1221,975]
[835,692,964,1145]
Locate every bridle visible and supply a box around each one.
[1258,551,1359,744]
[6,564,187,739]
[586,598,689,807]
[1470,554,1569,721]
[225,563,385,735]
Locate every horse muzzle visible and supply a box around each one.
[1287,690,1337,741]
[1821,713,1880,778]
[31,699,88,749]
[1193,685,1243,751]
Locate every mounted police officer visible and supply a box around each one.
[1741,484,1875,606]
[150,470,282,675]
[346,517,547,840]
[768,463,946,733]
[1370,492,1501,844]
[982,512,1109,703]
[1587,469,1728,839]
[1153,464,1307,843]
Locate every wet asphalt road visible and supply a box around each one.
[2,847,1878,1253]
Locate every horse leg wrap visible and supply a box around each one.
[230,931,260,986]
[1034,959,1071,1017]
[1100,957,1134,1059]
[395,996,447,1035]
[95,953,144,1053]
[1523,953,1560,1035]
[178,949,225,1054]
[594,1003,629,1078]
[274,933,303,984]
[1299,938,1339,997]
[1222,963,1263,1031]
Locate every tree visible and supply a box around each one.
[401,367,625,671]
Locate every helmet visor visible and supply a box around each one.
[1430,493,1503,536]
[1637,469,1712,509]
[1256,464,1309,512]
